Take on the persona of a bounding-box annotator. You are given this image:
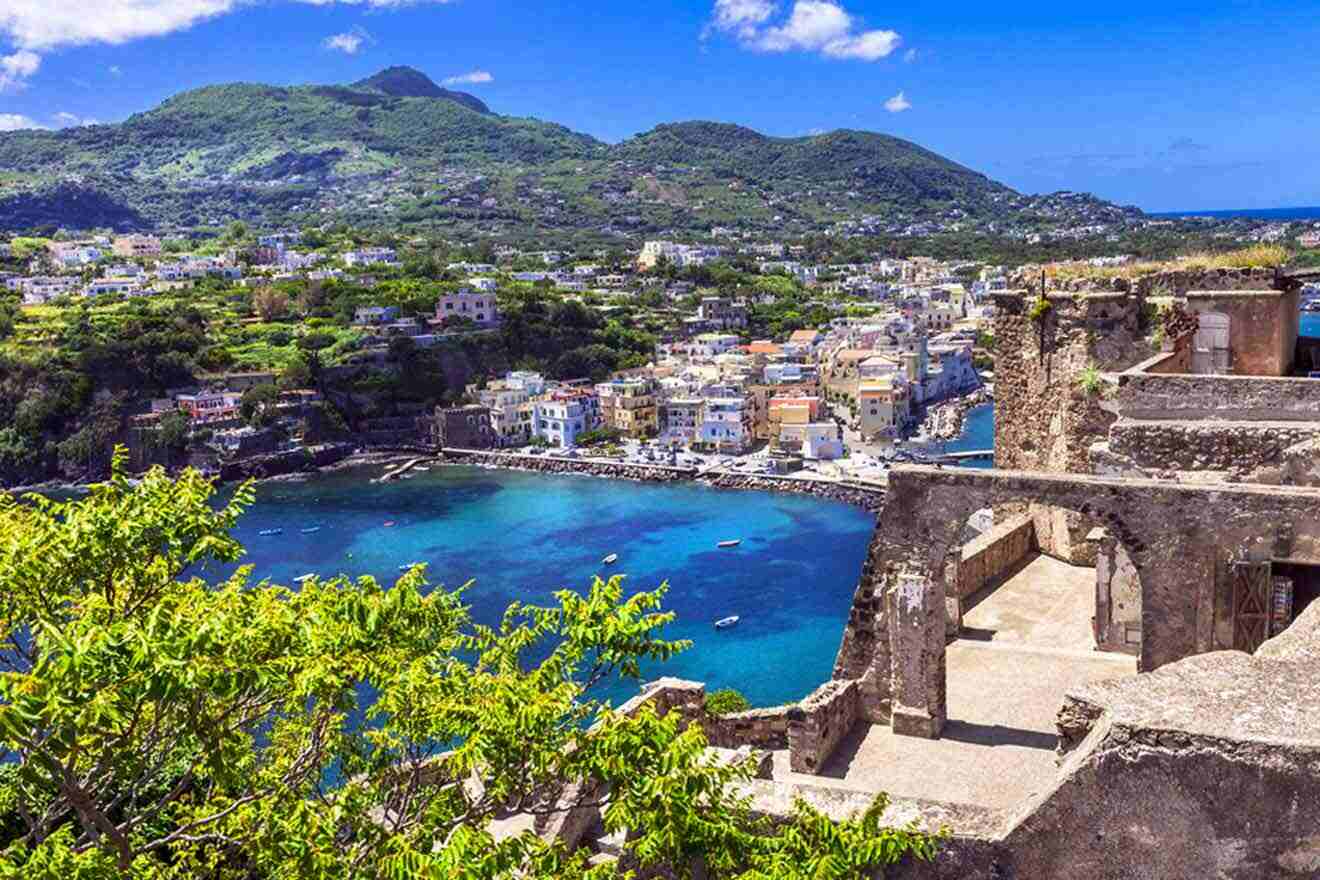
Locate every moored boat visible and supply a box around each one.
[717,539,741,548]
[713,615,740,629]
[602,553,619,565]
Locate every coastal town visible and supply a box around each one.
[5,221,1318,490]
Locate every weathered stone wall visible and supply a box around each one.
[703,706,793,750]
[785,679,860,773]
[1109,372,1320,421]
[616,677,867,776]
[992,291,1154,563]
[1132,266,1278,297]
[952,514,1036,603]
[1106,419,1320,476]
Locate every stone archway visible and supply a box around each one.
[833,466,1320,732]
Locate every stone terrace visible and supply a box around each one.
[773,642,1133,809]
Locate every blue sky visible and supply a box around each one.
[1,0,1319,212]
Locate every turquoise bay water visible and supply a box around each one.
[215,466,876,709]
[1302,313,1320,340]
[931,403,995,469]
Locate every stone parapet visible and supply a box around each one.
[786,679,861,773]
[952,514,1036,603]
[1111,372,1320,421]
[703,706,793,750]
[1106,419,1320,476]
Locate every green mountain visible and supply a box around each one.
[0,66,1134,238]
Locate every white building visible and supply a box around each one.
[478,382,531,446]
[637,241,722,270]
[533,393,597,448]
[505,371,546,396]
[85,278,149,297]
[343,247,398,268]
[697,397,751,452]
[435,289,499,327]
[779,422,845,460]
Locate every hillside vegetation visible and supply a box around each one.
[0,67,1088,236]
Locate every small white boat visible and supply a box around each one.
[714,615,740,629]
[717,539,742,548]
[398,562,422,572]
[294,573,315,583]
[301,526,321,534]
[601,553,619,565]
[259,528,283,537]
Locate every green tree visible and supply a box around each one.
[705,688,752,717]
[155,409,192,450]
[0,457,942,878]
[238,383,281,427]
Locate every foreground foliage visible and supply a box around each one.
[0,454,941,878]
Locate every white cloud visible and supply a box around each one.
[705,0,774,40]
[0,48,40,91]
[295,0,455,6]
[0,0,454,52]
[903,47,918,63]
[442,70,493,86]
[0,112,44,131]
[707,0,900,62]
[883,90,911,113]
[53,111,97,127]
[323,28,371,54]
[109,64,122,76]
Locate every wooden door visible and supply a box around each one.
[1232,561,1272,653]
[1192,313,1231,375]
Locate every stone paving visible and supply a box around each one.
[775,553,1136,810]
[959,553,1099,651]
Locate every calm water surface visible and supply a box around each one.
[214,466,876,708]
[1302,313,1320,340]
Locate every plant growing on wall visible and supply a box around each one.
[1077,362,1106,397]
[1027,296,1053,323]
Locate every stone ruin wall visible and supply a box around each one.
[993,267,1290,565]
[1012,265,1278,297]
[992,291,1146,564]
[1094,368,1320,485]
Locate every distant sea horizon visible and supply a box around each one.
[1151,206,1320,221]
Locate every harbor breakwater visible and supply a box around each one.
[436,448,887,513]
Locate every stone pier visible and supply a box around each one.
[886,573,947,739]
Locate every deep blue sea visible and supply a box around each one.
[1152,207,1320,220]
[213,466,876,709]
